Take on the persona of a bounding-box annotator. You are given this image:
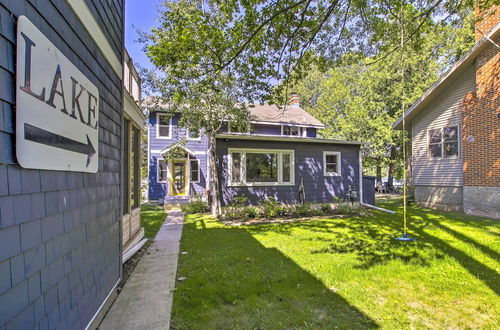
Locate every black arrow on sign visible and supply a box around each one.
[24,123,96,167]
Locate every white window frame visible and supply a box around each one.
[190,159,200,183]
[157,158,169,183]
[186,128,201,141]
[156,113,172,139]
[323,151,341,176]
[281,125,301,137]
[228,148,295,186]
[427,126,460,160]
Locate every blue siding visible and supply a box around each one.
[0,1,123,329]
[253,124,281,135]
[307,128,317,138]
[216,139,361,206]
[148,113,209,201]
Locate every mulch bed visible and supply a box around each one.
[117,241,152,294]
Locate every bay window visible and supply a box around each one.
[229,148,294,186]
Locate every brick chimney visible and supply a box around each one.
[475,4,500,41]
[289,92,300,107]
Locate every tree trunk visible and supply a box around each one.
[387,145,396,190]
[209,133,221,217]
[376,165,382,184]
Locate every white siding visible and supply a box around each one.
[411,64,475,186]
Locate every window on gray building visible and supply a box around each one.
[428,126,458,158]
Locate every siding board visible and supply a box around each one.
[0,0,124,329]
[216,139,361,206]
[411,64,475,186]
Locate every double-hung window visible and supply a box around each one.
[157,113,172,138]
[190,160,200,182]
[323,151,341,176]
[229,149,294,186]
[158,159,168,182]
[428,126,459,158]
[282,125,302,136]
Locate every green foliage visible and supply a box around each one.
[181,200,209,214]
[335,202,364,215]
[261,198,282,219]
[230,196,249,207]
[141,204,167,239]
[320,203,333,214]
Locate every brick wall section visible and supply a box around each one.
[0,1,123,329]
[475,5,500,41]
[462,32,500,187]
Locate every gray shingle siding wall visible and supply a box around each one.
[0,1,123,329]
[216,139,361,206]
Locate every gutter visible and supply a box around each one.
[217,134,366,145]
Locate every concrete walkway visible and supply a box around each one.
[99,210,184,330]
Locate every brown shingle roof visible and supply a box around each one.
[248,104,325,127]
[142,96,325,127]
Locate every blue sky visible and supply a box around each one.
[125,0,162,71]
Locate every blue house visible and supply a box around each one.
[145,95,375,206]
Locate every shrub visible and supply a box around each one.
[294,203,325,217]
[181,200,208,214]
[230,196,249,207]
[244,207,259,219]
[320,203,333,214]
[336,202,363,215]
[261,198,281,219]
[332,196,343,203]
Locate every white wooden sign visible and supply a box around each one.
[16,16,99,173]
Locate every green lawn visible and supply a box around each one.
[171,199,499,329]
[140,204,166,239]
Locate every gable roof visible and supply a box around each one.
[141,96,325,128]
[393,22,500,130]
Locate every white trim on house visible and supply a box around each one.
[160,145,196,156]
[250,120,325,129]
[151,149,206,155]
[323,151,342,176]
[157,158,168,183]
[426,125,460,160]
[124,92,146,129]
[217,134,365,145]
[228,148,295,187]
[190,159,200,183]
[66,0,122,76]
[280,124,306,137]
[156,113,173,139]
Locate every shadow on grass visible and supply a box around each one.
[172,217,379,329]
[413,214,500,296]
[246,202,499,296]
